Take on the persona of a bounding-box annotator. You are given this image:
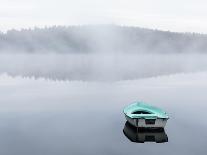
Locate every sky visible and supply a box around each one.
[0,0,207,33]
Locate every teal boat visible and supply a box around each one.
[123,102,169,128]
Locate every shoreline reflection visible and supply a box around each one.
[123,122,168,143]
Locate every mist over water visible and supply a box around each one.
[0,53,207,81]
[0,25,207,81]
[0,25,207,154]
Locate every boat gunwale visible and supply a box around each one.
[123,102,169,119]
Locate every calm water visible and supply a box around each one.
[0,74,207,155]
[0,102,206,155]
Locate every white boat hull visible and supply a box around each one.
[125,115,168,128]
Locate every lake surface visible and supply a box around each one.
[0,73,206,155]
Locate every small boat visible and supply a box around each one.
[123,102,169,128]
[123,122,168,143]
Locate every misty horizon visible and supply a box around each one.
[1,25,207,54]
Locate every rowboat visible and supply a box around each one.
[123,102,169,128]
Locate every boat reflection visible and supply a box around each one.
[123,122,168,143]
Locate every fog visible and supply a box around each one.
[0,53,207,81]
[0,25,207,154]
[2,26,207,54]
[1,25,207,81]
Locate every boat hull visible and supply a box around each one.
[125,115,168,128]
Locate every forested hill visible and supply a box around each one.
[0,25,207,53]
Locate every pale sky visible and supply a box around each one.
[1,0,207,33]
